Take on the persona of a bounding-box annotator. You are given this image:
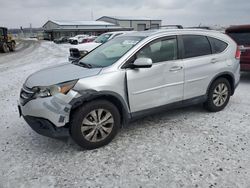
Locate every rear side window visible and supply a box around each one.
[208,37,228,54]
[182,35,211,58]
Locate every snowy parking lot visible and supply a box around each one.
[0,39,250,188]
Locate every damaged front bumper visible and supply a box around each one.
[23,115,69,138]
[19,90,79,138]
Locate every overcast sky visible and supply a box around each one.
[1,0,250,28]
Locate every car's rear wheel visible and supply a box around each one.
[9,41,15,51]
[72,40,78,45]
[70,100,121,149]
[204,78,231,112]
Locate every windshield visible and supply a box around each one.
[227,32,250,46]
[79,36,145,68]
[94,33,112,43]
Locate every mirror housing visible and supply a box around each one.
[132,58,153,68]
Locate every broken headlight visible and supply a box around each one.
[33,80,78,98]
[79,50,89,57]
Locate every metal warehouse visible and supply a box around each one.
[42,20,132,40]
[97,16,162,31]
[43,16,162,40]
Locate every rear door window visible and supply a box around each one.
[227,32,250,46]
[208,37,228,54]
[182,35,212,58]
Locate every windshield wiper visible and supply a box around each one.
[77,61,93,69]
[72,61,104,68]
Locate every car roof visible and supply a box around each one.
[104,31,133,35]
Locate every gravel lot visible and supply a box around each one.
[0,40,250,188]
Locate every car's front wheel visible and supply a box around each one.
[70,100,121,149]
[204,78,231,112]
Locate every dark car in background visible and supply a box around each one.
[226,25,250,71]
[53,36,69,44]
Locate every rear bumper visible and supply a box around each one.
[23,116,69,139]
[240,55,250,71]
[240,62,250,71]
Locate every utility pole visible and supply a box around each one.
[91,9,94,21]
[30,23,33,37]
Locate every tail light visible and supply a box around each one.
[235,46,241,60]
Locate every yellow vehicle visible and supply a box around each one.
[0,27,15,53]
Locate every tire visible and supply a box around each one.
[9,41,15,52]
[70,100,121,149]
[72,40,78,45]
[204,78,231,112]
[1,42,9,53]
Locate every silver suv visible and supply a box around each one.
[18,29,240,149]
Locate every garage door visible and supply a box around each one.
[137,24,146,31]
[151,24,159,29]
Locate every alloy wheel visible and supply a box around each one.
[81,109,114,142]
[212,83,229,107]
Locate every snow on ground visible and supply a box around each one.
[0,40,250,188]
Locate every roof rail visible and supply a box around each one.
[185,26,212,30]
[147,25,183,30]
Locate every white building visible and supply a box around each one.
[42,16,162,40]
[42,20,132,40]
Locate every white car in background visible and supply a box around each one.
[69,34,89,45]
[68,31,132,61]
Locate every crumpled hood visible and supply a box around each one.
[25,63,102,88]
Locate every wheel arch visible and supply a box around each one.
[69,90,131,127]
[207,72,235,96]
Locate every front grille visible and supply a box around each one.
[70,48,80,58]
[20,85,36,105]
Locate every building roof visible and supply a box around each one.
[42,20,133,31]
[47,20,116,26]
[97,16,162,21]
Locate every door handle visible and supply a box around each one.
[169,66,183,72]
[211,58,219,63]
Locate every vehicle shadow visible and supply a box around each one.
[124,104,205,129]
[24,104,206,152]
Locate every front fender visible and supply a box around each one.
[69,89,131,125]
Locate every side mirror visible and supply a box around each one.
[133,58,153,68]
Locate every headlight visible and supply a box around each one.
[79,50,89,57]
[33,80,77,98]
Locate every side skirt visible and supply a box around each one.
[129,95,207,121]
